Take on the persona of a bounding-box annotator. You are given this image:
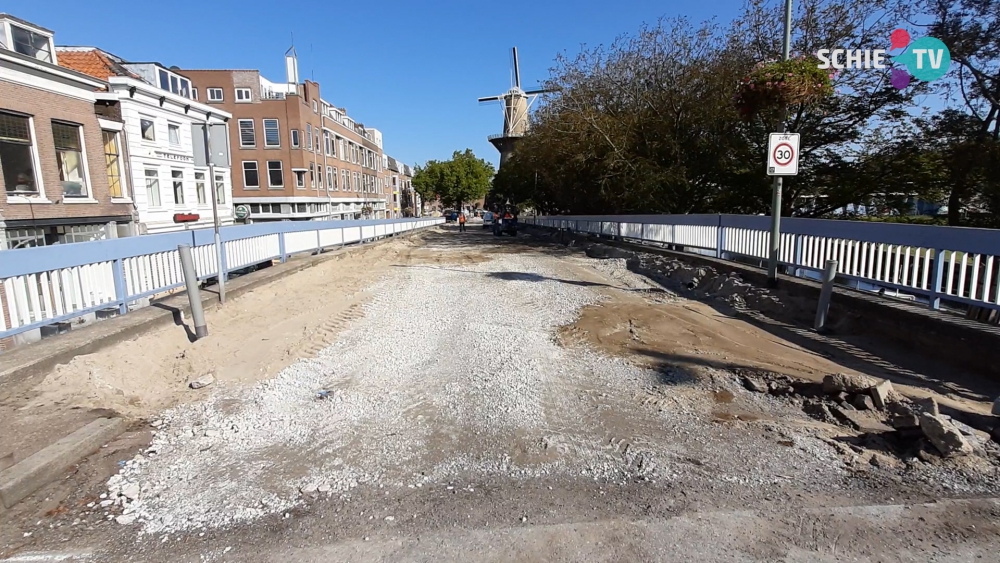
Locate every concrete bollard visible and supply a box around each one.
[178,244,208,340]
[814,259,838,332]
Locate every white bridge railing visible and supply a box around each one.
[525,214,1000,314]
[0,218,443,345]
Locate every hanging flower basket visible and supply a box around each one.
[733,56,834,120]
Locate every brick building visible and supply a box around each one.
[182,50,389,222]
[0,14,134,249]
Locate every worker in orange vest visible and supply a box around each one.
[458,212,467,232]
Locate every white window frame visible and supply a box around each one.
[0,112,45,198]
[52,120,91,199]
[235,88,253,103]
[306,124,312,150]
[140,117,156,142]
[167,122,181,147]
[242,161,259,188]
[145,168,161,207]
[263,118,280,147]
[207,88,224,102]
[267,160,284,188]
[326,166,333,189]
[195,170,207,205]
[215,173,226,204]
[291,129,300,148]
[238,119,256,148]
[294,170,306,189]
[171,169,185,205]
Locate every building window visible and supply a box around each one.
[207,88,224,102]
[140,118,155,141]
[10,24,52,62]
[192,88,198,101]
[238,119,255,147]
[309,163,315,188]
[52,122,88,198]
[291,129,300,148]
[326,166,333,189]
[168,123,181,146]
[263,119,280,147]
[314,133,319,153]
[235,88,252,102]
[0,112,38,194]
[294,170,305,188]
[267,161,283,187]
[145,169,161,207]
[297,203,307,213]
[195,171,207,204]
[312,100,318,113]
[339,138,345,159]
[171,170,185,204]
[102,131,124,198]
[215,174,225,204]
[341,169,348,192]
[242,161,259,188]
[306,124,312,150]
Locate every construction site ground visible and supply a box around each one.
[1,224,998,562]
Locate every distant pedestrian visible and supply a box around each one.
[458,212,467,232]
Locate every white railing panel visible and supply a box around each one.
[285,231,318,254]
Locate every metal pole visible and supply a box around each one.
[767,0,794,287]
[814,260,838,332]
[204,116,226,304]
[178,244,208,339]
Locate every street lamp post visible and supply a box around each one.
[767,0,794,287]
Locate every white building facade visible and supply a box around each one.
[109,73,233,234]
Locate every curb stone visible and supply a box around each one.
[0,417,126,509]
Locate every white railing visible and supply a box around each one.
[526,214,1000,313]
[0,218,442,341]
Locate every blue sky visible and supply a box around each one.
[12,0,741,169]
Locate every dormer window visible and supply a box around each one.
[9,23,53,62]
[156,68,192,99]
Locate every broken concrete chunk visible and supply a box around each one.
[822,373,877,395]
[852,394,875,411]
[870,380,894,410]
[914,396,939,416]
[919,413,973,457]
[742,378,768,393]
[188,373,215,389]
[121,483,140,501]
[803,401,834,422]
[890,413,921,429]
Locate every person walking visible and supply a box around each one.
[458,212,467,232]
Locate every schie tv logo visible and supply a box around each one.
[816,29,951,89]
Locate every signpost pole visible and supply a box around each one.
[204,114,226,305]
[767,0,794,288]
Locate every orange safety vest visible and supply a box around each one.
[458,214,466,223]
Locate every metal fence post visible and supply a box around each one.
[716,226,725,259]
[793,235,803,278]
[178,244,208,340]
[112,258,128,315]
[814,260,838,332]
[929,248,946,310]
[278,232,287,263]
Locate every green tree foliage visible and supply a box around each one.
[492,0,941,219]
[413,149,495,211]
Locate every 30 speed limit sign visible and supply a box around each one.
[767,132,800,176]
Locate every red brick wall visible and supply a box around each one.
[0,81,132,221]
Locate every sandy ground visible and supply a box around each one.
[1,226,999,561]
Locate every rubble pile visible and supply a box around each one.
[738,370,998,460]
[581,244,787,313]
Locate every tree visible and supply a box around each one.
[413,150,495,211]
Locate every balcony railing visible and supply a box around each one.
[260,91,286,100]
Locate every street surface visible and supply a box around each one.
[2,225,999,562]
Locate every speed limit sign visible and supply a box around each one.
[767,133,800,176]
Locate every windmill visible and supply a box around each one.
[478,47,552,169]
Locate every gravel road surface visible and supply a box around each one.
[3,227,999,562]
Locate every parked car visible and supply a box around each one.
[444,210,458,222]
[482,212,495,228]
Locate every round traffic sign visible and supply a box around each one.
[772,143,795,167]
[234,204,250,220]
